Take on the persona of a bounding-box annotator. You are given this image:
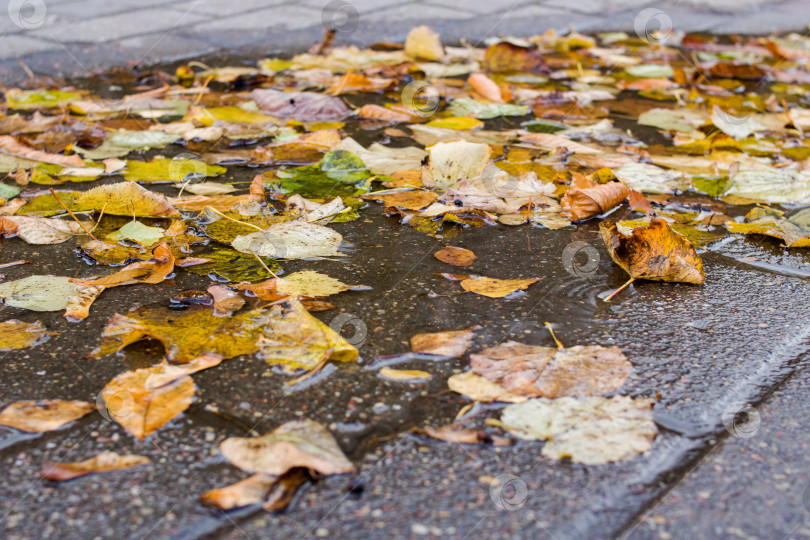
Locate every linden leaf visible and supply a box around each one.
[220,419,355,476]
[500,396,657,465]
[600,217,705,284]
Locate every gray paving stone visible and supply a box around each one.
[46,0,175,19]
[302,0,409,12]
[428,0,535,14]
[0,35,59,60]
[27,6,210,44]
[171,0,290,17]
[539,0,654,15]
[116,32,218,64]
[190,5,321,33]
[364,2,478,21]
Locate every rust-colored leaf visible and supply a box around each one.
[0,400,95,432]
[433,246,476,267]
[41,452,150,481]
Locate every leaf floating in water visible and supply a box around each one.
[0,400,95,433]
[0,319,51,351]
[41,452,150,481]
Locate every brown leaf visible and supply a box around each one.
[434,246,476,267]
[362,189,437,210]
[0,135,85,168]
[469,341,554,395]
[561,176,630,221]
[532,345,632,398]
[413,424,513,446]
[460,276,540,298]
[0,400,95,432]
[250,89,350,121]
[628,189,654,214]
[207,285,245,316]
[468,73,502,102]
[41,452,150,481]
[220,419,355,476]
[484,42,547,73]
[300,299,336,312]
[410,326,478,357]
[600,217,705,284]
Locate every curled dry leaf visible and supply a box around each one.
[378,367,431,382]
[362,189,438,211]
[500,396,657,465]
[0,400,95,432]
[41,452,150,481]
[434,246,476,267]
[468,73,503,102]
[0,319,51,351]
[600,217,705,284]
[410,326,478,357]
[200,469,312,512]
[220,419,355,476]
[459,276,540,298]
[413,424,513,446]
[560,175,630,221]
[232,221,343,259]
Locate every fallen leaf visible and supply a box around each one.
[600,217,705,284]
[460,276,540,298]
[404,25,444,61]
[0,319,51,350]
[413,424,512,446]
[232,220,343,259]
[41,452,150,481]
[449,99,530,119]
[362,189,437,210]
[200,473,277,510]
[0,275,78,311]
[468,73,503,102]
[208,285,245,316]
[447,371,526,403]
[0,400,95,432]
[434,246,476,267]
[76,182,180,217]
[421,140,492,190]
[72,243,174,288]
[0,135,85,168]
[251,89,350,121]
[410,326,478,357]
[101,365,196,440]
[726,207,810,247]
[220,419,355,476]
[239,271,362,300]
[0,216,87,244]
[484,41,547,73]
[500,396,657,464]
[561,175,630,221]
[106,220,165,247]
[378,367,431,382]
[519,132,600,154]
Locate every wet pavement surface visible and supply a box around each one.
[2,186,810,539]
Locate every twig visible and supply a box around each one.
[284,357,328,387]
[207,206,264,231]
[544,321,564,349]
[195,75,213,105]
[250,249,279,278]
[49,188,97,240]
[603,277,635,302]
[0,260,30,269]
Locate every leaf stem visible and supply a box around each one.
[49,188,97,240]
[544,321,564,349]
[603,277,635,302]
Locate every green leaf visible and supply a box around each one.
[107,221,166,246]
[6,89,83,110]
[17,191,83,216]
[0,183,21,200]
[274,150,372,198]
[448,98,530,119]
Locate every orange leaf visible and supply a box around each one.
[468,73,502,102]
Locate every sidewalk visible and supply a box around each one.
[1,0,807,84]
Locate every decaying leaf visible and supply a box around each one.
[0,400,95,432]
[0,216,87,244]
[447,371,526,403]
[600,217,705,284]
[434,246,476,267]
[500,396,657,464]
[410,326,478,357]
[726,207,810,247]
[208,285,245,316]
[412,424,512,446]
[0,275,78,311]
[73,243,175,288]
[41,452,150,481]
[239,271,363,300]
[93,298,357,371]
[0,319,51,351]
[232,220,343,259]
[421,140,492,190]
[251,89,350,121]
[220,419,355,476]
[460,276,541,298]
